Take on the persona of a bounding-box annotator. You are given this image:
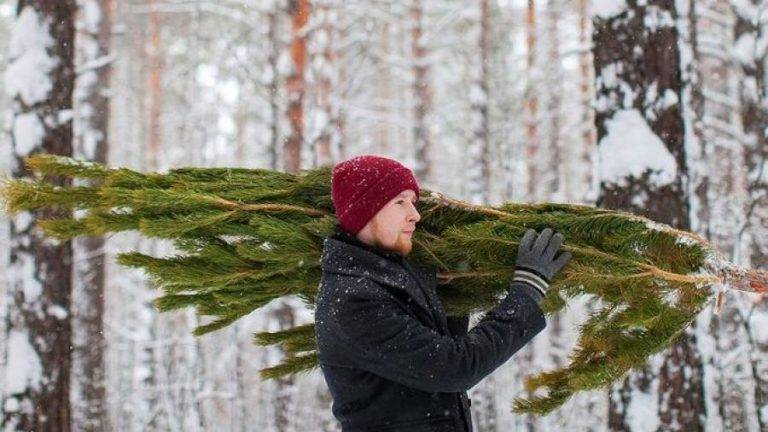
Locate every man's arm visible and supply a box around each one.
[442,275,545,338]
[446,314,470,339]
[319,279,546,394]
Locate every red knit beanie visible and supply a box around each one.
[331,155,420,235]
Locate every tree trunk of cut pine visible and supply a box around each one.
[593,2,706,431]
[2,2,77,430]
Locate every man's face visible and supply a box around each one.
[356,189,421,256]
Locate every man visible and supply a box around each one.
[314,155,571,431]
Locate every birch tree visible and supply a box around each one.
[689,0,763,429]
[733,0,768,429]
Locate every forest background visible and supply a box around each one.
[0,0,767,431]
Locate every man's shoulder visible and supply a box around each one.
[315,272,399,327]
[319,271,389,299]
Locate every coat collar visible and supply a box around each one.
[328,225,407,264]
[321,227,413,293]
[321,226,449,334]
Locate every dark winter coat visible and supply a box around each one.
[314,227,547,432]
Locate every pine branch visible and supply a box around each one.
[1,154,765,416]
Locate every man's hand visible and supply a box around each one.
[513,228,572,298]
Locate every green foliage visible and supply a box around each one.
[0,154,726,416]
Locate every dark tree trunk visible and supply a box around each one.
[593,1,705,431]
[2,1,77,431]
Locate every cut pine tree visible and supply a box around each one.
[1,154,765,415]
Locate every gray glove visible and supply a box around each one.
[512,228,572,300]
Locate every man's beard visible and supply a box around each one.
[371,222,412,256]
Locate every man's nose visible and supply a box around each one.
[411,207,421,222]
